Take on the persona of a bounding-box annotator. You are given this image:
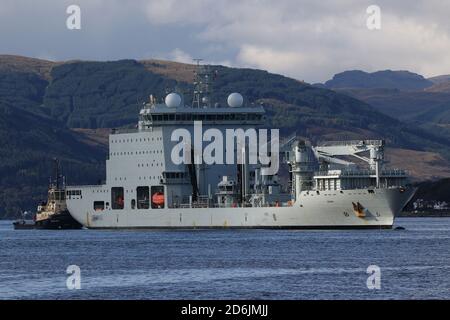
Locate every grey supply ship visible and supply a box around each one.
[13,159,83,230]
[65,64,416,229]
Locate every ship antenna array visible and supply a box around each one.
[52,158,62,189]
[191,58,214,108]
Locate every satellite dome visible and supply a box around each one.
[165,92,181,108]
[227,92,243,108]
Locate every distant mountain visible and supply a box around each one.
[1,55,450,218]
[428,74,450,84]
[333,87,450,151]
[324,70,433,90]
[322,69,450,155]
[424,73,450,93]
[425,81,450,93]
[336,88,450,123]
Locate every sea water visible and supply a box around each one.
[0,218,449,299]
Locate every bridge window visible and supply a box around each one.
[66,190,82,199]
[51,191,66,201]
[111,187,124,210]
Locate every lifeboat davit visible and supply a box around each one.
[152,192,165,207]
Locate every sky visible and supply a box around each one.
[0,0,450,83]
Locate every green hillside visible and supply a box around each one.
[0,102,105,218]
[44,60,181,128]
[39,60,450,153]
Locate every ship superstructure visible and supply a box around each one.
[66,64,415,229]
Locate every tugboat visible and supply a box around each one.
[13,159,83,230]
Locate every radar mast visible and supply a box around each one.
[192,59,214,108]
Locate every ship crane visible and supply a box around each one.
[313,140,385,187]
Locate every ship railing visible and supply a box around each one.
[66,185,104,189]
[314,169,407,177]
[161,177,190,185]
[191,196,211,208]
[175,195,211,208]
[176,203,210,209]
[317,140,384,147]
[191,203,210,208]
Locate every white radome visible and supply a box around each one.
[227,92,243,108]
[165,93,182,108]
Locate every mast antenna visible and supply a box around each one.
[192,59,202,108]
[191,59,213,108]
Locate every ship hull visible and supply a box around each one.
[12,220,36,230]
[34,210,83,230]
[67,187,415,230]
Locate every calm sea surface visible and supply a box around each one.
[0,218,449,300]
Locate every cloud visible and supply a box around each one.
[140,0,450,81]
[236,45,312,80]
[1,0,450,82]
[168,48,193,63]
[145,0,214,25]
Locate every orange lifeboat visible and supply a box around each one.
[152,192,165,207]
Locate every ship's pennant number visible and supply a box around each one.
[343,211,350,217]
